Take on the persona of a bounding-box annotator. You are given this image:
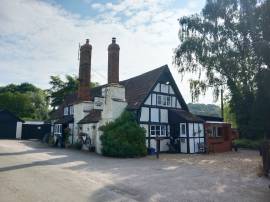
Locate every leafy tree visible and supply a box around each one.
[174,0,266,138]
[100,111,147,158]
[252,69,270,139]
[48,75,99,109]
[250,0,270,68]
[223,103,237,128]
[0,83,49,120]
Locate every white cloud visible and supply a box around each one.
[0,0,215,104]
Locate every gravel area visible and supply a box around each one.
[0,140,269,202]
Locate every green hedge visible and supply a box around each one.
[233,138,263,150]
[100,111,147,158]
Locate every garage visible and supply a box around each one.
[0,109,24,139]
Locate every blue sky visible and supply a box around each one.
[0,0,214,104]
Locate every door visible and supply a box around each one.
[180,123,187,153]
[0,122,17,139]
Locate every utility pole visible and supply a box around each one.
[221,88,224,119]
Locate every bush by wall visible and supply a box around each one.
[234,138,263,150]
[100,111,147,158]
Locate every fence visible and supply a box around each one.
[261,140,270,176]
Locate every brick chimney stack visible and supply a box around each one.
[78,39,92,101]
[108,37,120,84]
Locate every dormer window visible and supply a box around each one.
[64,107,69,116]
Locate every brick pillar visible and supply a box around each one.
[78,39,92,101]
[108,37,120,84]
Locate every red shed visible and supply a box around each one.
[199,116,239,153]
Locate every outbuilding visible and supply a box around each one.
[0,109,24,139]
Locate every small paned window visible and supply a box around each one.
[181,124,186,135]
[209,126,221,138]
[150,125,167,137]
[156,95,172,107]
[157,95,162,105]
[54,124,62,134]
[69,106,74,115]
[64,107,69,116]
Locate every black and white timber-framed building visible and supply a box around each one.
[52,38,205,154]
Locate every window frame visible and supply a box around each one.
[64,107,69,116]
[54,124,62,134]
[150,125,167,137]
[69,106,74,115]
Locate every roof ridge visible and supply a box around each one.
[120,64,168,83]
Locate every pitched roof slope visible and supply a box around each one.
[119,65,167,109]
[54,64,189,119]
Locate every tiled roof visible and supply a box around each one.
[53,64,189,120]
[77,110,101,124]
[169,109,204,123]
[54,116,74,124]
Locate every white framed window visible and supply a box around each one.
[150,125,167,137]
[157,95,171,107]
[180,123,186,137]
[69,106,74,115]
[166,96,171,106]
[64,107,69,116]
[208,126,221,138]
[54,124,62,134]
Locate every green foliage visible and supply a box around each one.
[48,74,99,109]
[0,83,49,120]
[223,103,237,128]
[252,69,270,139]
[234,138,263,150]
[174,0,269,139]
[48,134,56,146]
[188,103,221,117]
[100,111,147,158]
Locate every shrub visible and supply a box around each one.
[48,134,55,146]
[100,111,147,158]
[233,138,263,150]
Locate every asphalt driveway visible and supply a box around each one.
[0,140,269,202]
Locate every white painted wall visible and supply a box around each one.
[149,138,169,152]
[140,107,149,122]
[180,138,187,153]
[16,122,22,139]
[151,94,156,105]
[144,95,151,105]
[150,108,159,122]
[73,101,94,142]
[160,109,168,123]
[140,124,148,137]
[96,84,127,154]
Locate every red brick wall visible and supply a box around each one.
[205,122,236,153]
[108,38,120,84]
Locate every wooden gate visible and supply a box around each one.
[21,124,51,140]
